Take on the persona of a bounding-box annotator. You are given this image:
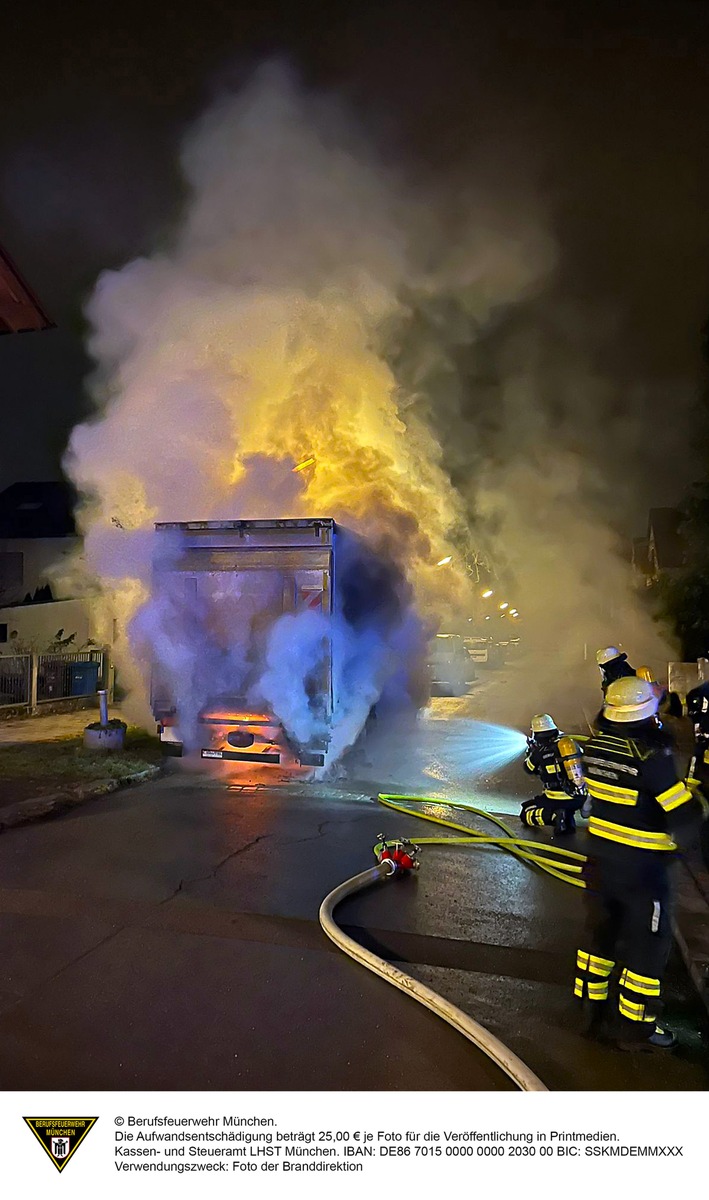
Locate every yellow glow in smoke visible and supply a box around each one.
[66,197,479,722]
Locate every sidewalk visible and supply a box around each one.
[0,705,126,746]
[0,704,161,824]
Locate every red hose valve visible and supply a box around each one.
[374,836,420,873]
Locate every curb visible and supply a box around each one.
[0,765,163,832]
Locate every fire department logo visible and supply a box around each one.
[23,1117,98,1172]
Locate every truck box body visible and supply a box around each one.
[150,518,339,768]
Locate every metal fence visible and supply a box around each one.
[0,655,31,707]
[0,649,107,709]
[36,650,106,704]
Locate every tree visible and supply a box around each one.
[654,569,709,661]
[46,628,77,653]
[653,481,709,659]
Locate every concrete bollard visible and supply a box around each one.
[84,691,127,751]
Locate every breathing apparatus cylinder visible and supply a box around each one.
[557,735,584,790]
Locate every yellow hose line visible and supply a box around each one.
[415,837,584,874]
[377,793,588,889]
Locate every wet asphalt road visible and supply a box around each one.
[0,665,707,1092]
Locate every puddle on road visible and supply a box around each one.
[330,707,528,813]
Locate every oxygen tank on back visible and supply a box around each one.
[557,735,585,790]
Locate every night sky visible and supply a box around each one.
[3,0,709,526]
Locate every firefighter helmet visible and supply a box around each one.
[604,676,659,723]
[596,646,623,666]
[636,665,655,683]
[531,713,557,734]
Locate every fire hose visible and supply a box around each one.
[319,794,590,1092]
[377,793,588,888]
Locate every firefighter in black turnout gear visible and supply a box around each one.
[685,677,709,873]
[596,646,636,694]
[576,677,708,1049]
[686,677,709,769]
[521,714,587,836]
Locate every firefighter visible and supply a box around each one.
[521,714,587,836]
[685,676,709,873]
[686,676,709,746]
[575,676,708,1050]
[637,665,683,719]
[596,646,636,694]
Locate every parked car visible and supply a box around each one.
[464,636,506,668]
[465,636,491,663]
[428,634,477,696]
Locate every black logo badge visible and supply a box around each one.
[23,1117,98,1172]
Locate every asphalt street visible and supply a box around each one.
[0,661,706,1092]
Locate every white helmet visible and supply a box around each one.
[604,677,659,723]
[596,646,623,666]
[531,713,557,734]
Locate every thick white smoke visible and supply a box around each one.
[63,61,551,762]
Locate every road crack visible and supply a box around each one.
[159,833,272,903]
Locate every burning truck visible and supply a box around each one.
[148,517,424,770]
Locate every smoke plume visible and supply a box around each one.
[63,61,550,761]
[64,58,666,763]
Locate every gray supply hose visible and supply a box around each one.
[319,862,548,1092]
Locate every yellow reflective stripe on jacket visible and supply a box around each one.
[587,779,638,806]
[543,789,570,800]
[588,816,676,851]
[594,735,632,751]
[587,979,609,999]
[656,781,693,813]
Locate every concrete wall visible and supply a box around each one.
[0,597,94,654]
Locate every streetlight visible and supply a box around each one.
[436,555,453,567]
[499,602,509,610]
[481,588,493,599]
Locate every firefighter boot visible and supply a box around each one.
[579,999,610,1041]
[647,1025,678,1049]
[553,809,576,837]
[615,1024,677,1052]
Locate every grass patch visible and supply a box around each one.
[0,726,162,783]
